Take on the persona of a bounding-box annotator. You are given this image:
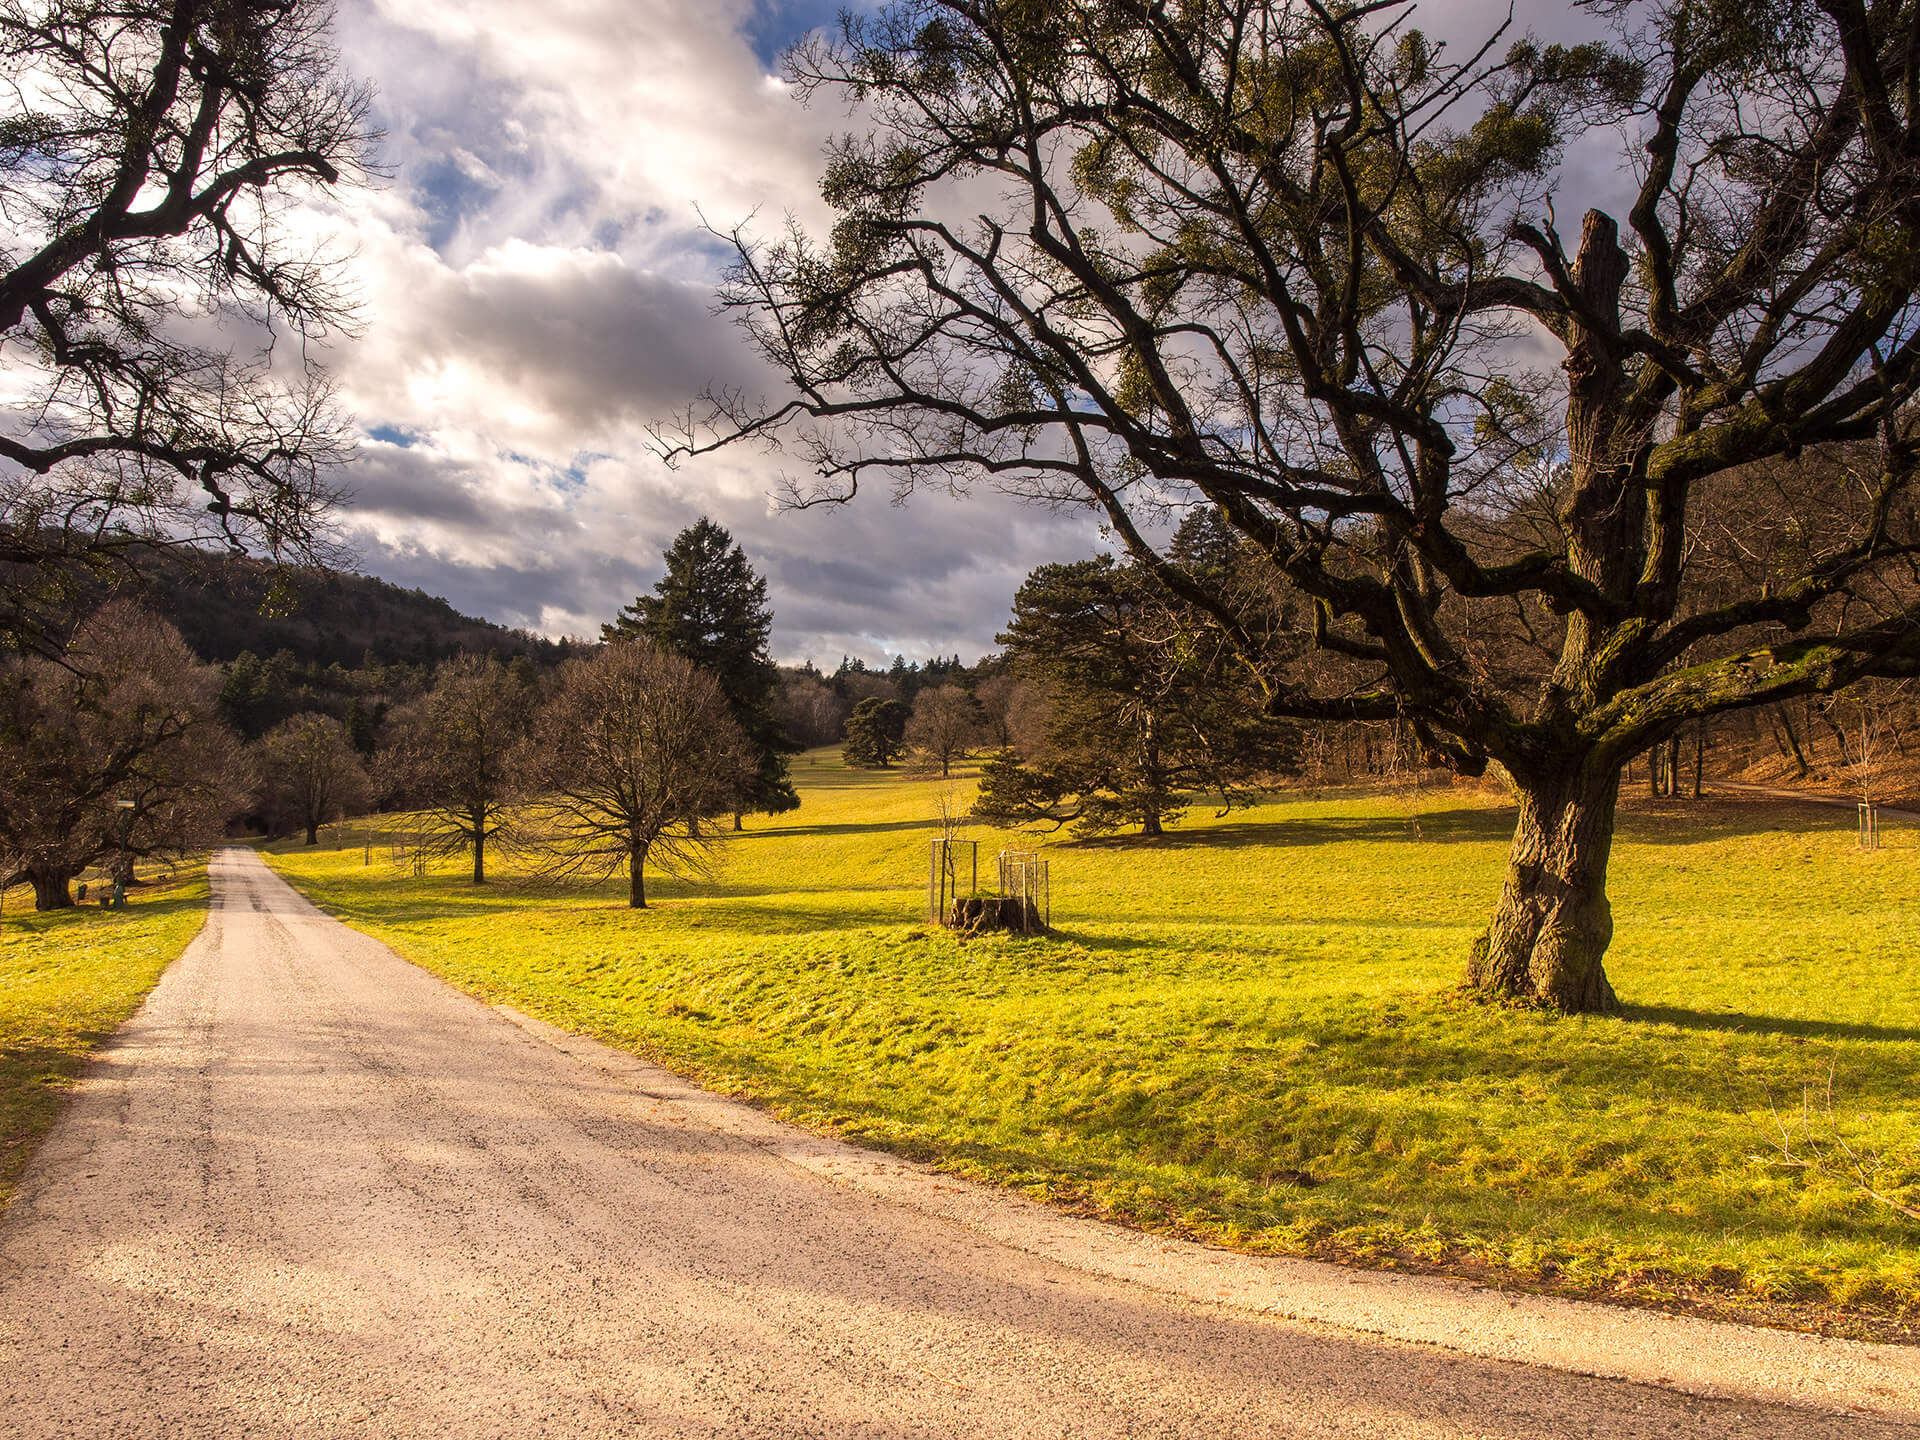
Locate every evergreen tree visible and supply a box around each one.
[604,518,799,824]
[974,546,1296,837]
[841,697,909,768]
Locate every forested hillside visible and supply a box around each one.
[141,552,574,669]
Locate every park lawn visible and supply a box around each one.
[266,756,1920,1334]
[0,864,210,1210]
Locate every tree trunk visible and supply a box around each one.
[29,867,74,911]
[304,820,319,845]
[1776,704,1810,776]
[1466,766,1621,1013]
[1140,711,1164,837]
[733,810,744,832]
[1691,722,1705,800]
[628,845,648,908]
[472,823,486,885]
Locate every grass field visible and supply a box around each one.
[0,865,209,1210]
[265,755,1920,1334]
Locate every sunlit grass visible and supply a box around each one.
[267,754,1920,1328]
[0,864,209,1209]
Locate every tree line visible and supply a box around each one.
[0,520,792,911]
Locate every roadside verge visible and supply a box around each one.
[495,1000,1920,1424]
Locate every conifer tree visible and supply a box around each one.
[605,518,799,825]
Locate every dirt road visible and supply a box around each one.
[0,850,1912,1438]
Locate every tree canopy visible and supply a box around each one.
[842,695,909,767]
[976,531,1297,836]
[0,601,249,908]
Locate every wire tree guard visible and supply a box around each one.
[929,838,1050,935]
[1860,802,1881,852]
[996,849,1050,932]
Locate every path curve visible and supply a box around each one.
[0,848,1913,1438]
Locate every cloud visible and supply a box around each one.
[303,0,1647,665]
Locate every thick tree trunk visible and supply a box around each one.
[472,828,486,885]
[29,868,74,911]
[628,845,647,909]
[733,810,744,832]
[304,820,319,846]
[1466,767,1621,1013]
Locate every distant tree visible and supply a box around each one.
[905,686,979,777]
[604,517,798,826]
[974,554,1296,836]
[258,714,370,845]
[841,696,909,768]
[380,655,534,884]
[774,665,849,749]
[0,0,376,653]
[517,640,750,908]
[344,697,380,757]
[0,602,251,908]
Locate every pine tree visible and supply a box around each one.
[974,547,1296,837]
[604,518,798,824]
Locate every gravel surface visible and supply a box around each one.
[1,848,1914,1438]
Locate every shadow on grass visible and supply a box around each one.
[1625,1003,1920,1045]
[746,818,934,840]
[1058,798,1872,854]
[7,882,206,935]
[1067,807,1515,851]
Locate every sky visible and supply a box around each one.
[310,0,1615,665]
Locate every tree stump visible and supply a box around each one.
[948,895,1045,934]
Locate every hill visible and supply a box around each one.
[140,551,574,670]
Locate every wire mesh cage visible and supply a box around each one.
[995,849,1050,934]
[1860,802,1881,852]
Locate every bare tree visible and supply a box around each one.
[380,654,534,884]
[0,0,377,650]
[0,600,250,908]
[258,712,369,845]
[517,640,750,908]
[774,668,848,748]
[905,685,979,777]
[675,0,1920,1011]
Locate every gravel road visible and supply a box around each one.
[0,848,1913,1438]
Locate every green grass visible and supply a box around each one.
[0,865,209,1209]
[266,755,1920,1331]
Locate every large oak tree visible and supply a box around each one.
[674,0,1920,1012]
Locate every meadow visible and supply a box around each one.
[0,866,210,1209]
[265,755,1920,1335]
